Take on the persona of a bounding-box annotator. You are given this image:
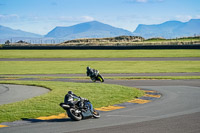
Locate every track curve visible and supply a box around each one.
[0,79,200,133]
[0,84,49,105]
[0,57,200,133]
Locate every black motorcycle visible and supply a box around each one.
[87,67,104,82]
[60,94,100,121]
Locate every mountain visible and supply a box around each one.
[1,19,199,44]
[0,25,42,40]
[45,21,133,40]
[133,19,200,39]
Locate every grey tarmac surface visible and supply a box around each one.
[0,79,200,133]
[0,57,200,61]
[69,112,200,133]
[0,84,49,105]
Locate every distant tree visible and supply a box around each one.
[5,40,10,45]
[17,40,28,43]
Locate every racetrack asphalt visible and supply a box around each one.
[0,80,200,133]
[0,57,200,133]
[0,84,49,105]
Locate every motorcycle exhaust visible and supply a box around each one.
[60,103,70,109]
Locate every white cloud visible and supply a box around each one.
[0,14,95,34]
[194,15,200,19]
[0,14,20,21]
[174,15,192,22]
[81,16,95,21]
[0,13,94,24]
[126,0,164,3]
[136,0,148,3]
[173,15,200,22]
[57,16,94,22]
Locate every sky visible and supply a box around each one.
[0,0,200,35]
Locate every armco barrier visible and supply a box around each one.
[1,44,200,49]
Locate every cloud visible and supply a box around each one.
[136,0,148,3]
[81,16,95,21]
[0,13,94,24]
[174,15,192,22]
[172,15,200,22]
[195,15,200,19]
[57,16,95,22]
[126,0,164,3]
[0,14,20,22]
[0,13,95,34]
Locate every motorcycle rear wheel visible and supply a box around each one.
[67,108,82,121]
[91,77,96,82]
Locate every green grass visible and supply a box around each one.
[0,49,200,58]
[0,80,144,123]
[0,61,200,74]
[0,49,199,123]
[1,75,200,81]
[1,74,200,81]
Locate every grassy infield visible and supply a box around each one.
[0,49,200,123]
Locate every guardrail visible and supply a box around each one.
[1,44,200,49]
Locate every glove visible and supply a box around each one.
[83,98,88,101]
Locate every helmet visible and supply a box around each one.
[68,91,73,95]
[87,66,90,70]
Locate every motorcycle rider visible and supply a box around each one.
[64,91,93,112]
[86,66,98,77]
[86,66,104,82]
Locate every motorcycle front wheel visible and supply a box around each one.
[67,108,82,121]
[98,75,104,82]
[93,109,100,118]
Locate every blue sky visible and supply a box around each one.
[0,0,200,35]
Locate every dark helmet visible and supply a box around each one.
[68,91,73,95]
[87,66,90,70]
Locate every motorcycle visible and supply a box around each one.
[60,94,100,121]
[88,69,104,82]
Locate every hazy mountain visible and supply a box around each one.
[45,21,133,40]
[133,19,200,39]
[1,19,199,44]
[0,25,42,39]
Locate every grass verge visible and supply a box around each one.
[1,75,200,80]
[0,61,200,74]
[0,80,144,123]
[0,49,200,58]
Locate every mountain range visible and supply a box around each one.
[0,19,200,43]
[0,25,42,39]
[45,21,133,40]
[133,19,200,38]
